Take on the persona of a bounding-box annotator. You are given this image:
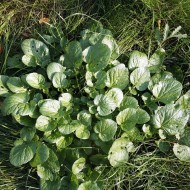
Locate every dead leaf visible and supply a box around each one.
[39,17,50,24]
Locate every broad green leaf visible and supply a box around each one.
[94,119,117,141]
[7,54,25,68]
[176,90,190,112]
[6,77,27,93]
[37,149,60,180]
[173,143,190,161]
[85,71,94,87]
[1,93,29,116]
[128,51,148,70]
[20,127,36,141]
[119,96,138,111]
[10,141,36,166]
[101,35,119,60]
[148,48,165,73]
[78,181,100,190]
[52,72,69,89]
[106,64,129,90]
[13,115,36,127]
[40,177,61,190]
[30,142,49,167]
[26,73,45,89]
[179,127,190,147]
[153,104,189,136]
[21,38,50,67]
[59,93,72,107]
[77,110,92,126]
[152,78,182,104]
[130,67,150,91]
[22,55,36,67]
[0,75,9,97]
[141,92,158,110]
[39,99,61,118]
[64,41,83,68]
[116,108,137,125]
[83,43,111,72]
[75,125,90,139]
[58,120,79,135]
[94,70,107,89]
[158,140,171,153]
[108,138,134,167]
[136,108,150,124]
[148,71,173,91]
[47,62,66,80]
[95,88,123,116]
[72,157,86,175]
[35,115,56,132]
[121,126,143,141]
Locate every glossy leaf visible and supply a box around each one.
[26,73,45,89]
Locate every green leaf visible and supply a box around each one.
[0,75,9,97]
[119,96,138,111]
[59,93,73,107]
[52,72,69,89]
[101,35,119,60]
[64,41,83,68]
[40,177,61,190]
[77,110,92,127]
[47,62,66,80]
[141,92,158,110]
[6,77,27,93]
[179,127,190,147]
[173,143,190,162]
[22,55,36,67]
[152,78,182,104]
[95,88,123,116]
[128,51,148,70]
[106,64,129,90]
[148,48,165,73]
[39,99,61,118]
[75,125,90,139]
[58,120,79,135]
[21,38,50,67]
[136,108,150,124]
[153,104,189,136]
[78,181,100,190]
[35,115,56,132]
[20,127,36,141]
[7,54,25,68]
[1,93,29,116]
[26,73,45,89]
[116,108,137,125]
[30,142,49,167]
[10,141,36,166]
[94,119,117,141]
[108,138,133,167]
[83,43,111,72]
[94,70,107,89]
[37,149,60,180]
[130,67,150,91]
[72,157,86,175]
[13,115,36,127]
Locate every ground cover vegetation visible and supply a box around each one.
[0,0,190,189]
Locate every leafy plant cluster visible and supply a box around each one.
[0,24,189,189]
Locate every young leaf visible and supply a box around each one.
[10,141,36,166]
[75,125,90,139]
[130,67,150,91]
[94,119,117,142]
[52,72,69,89]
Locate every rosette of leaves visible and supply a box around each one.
[0,24,189,190]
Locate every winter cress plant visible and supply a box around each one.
[0,24,189,189]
